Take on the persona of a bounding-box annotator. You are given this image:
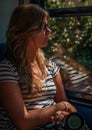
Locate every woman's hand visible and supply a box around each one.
[50,101,77,125]
[51,110,69,125]
[62,101,77,113]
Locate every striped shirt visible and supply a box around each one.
[0,59,60,130]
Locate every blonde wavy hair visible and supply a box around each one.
[5,4,50,95]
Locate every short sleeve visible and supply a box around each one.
[0,60,18,83]
[47,59,60,77]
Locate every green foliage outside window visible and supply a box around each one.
[46,0,92,8]
[43,0,92,71]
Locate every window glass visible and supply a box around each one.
[45,16,92,70]
[43,15,92,101]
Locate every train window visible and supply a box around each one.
[44,15,92,70]
[47,6,92,103]
[29,0,92,102]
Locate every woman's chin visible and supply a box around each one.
[43,42,48,48]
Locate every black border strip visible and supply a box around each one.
[48,6,92,17]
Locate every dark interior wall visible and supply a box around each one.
[0,0,18,43]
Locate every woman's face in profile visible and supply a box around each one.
[33,19,52,49]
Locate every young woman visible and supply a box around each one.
[0,4,77,130]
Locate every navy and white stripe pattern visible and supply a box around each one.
[0,60,18,83]
[0,59,60,130]
[53,58,92,92]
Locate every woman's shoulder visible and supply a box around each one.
[0,58,11,64]
[0,59,14,69]
[48,57,60,68]
[47,57,60,77]
[0,59,17,74]
[0,59,18,82]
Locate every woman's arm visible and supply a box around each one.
[53,71,77,113]
[53,71,68,102]
[0,82,75,130]
[52,71,77,124]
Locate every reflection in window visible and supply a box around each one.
[43,15,92,100]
